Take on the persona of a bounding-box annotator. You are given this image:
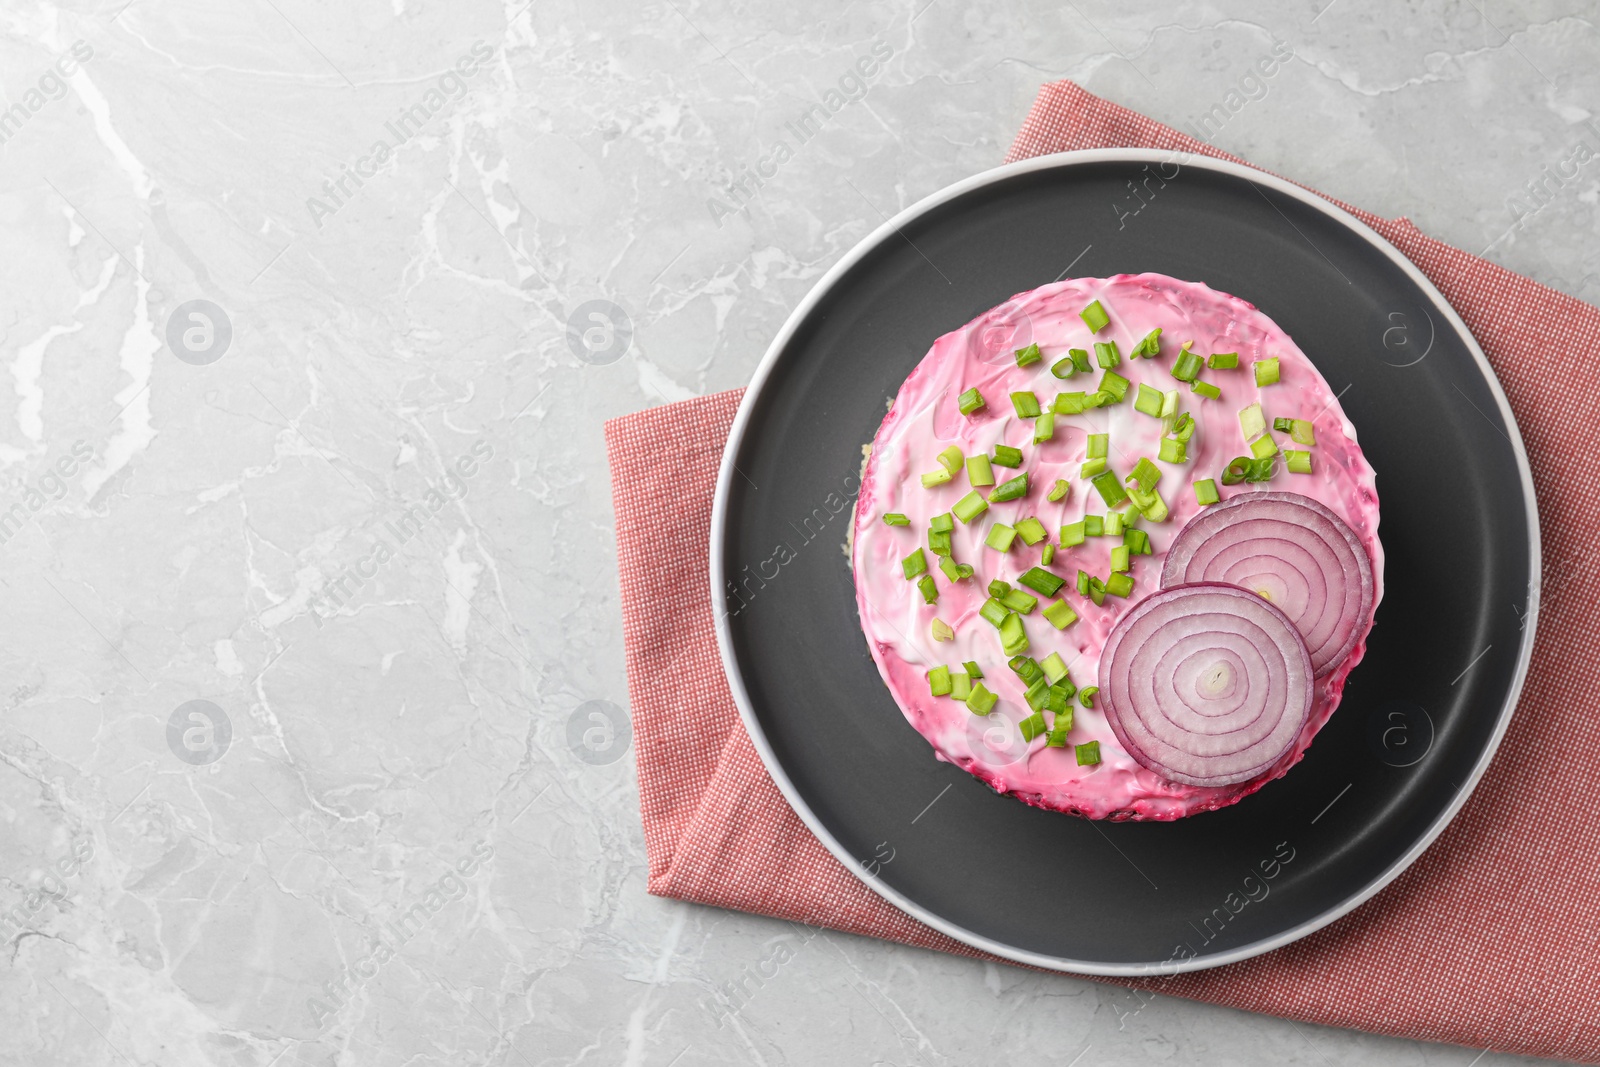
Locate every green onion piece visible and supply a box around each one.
[1025,679,1051,713]
[1273,416,1294,434]
[1018,566,1066,597]
[1249,433,1278,460]
[1050,356,1078,379]
[999,612,1029,656]
[1042,600,1078,630]
[1138,485,1170,523]
[1158,437,1187,464]
[1033,412,1055,443]
[1014,343,1042,367]
[1105,572,1133,598]
[1083,515,1104,537]
[985,523,1017,552]
[1079,686,1099,710]
[1160,389,1180,418]
[980,598,1008,627]
[988,473,1029,503]
[1041,543,1056,565]
[988,579,1011,598]
[1076,569,1090,596]
[1046,685,1069,715]
[1110,545,1130,573]
[1192,379,1221,400]
[917,574,938,603]
[1087,576,1107,606]
[1103,510,1124,536]
[1094,340,1121,369]
[1171,412,1195,442]
[1060,521,1086,547]
[992,444,1023,469]
[963,660,983,679]
[882,513,910,526]
[1247,456,1277,482]
[1208,352,1238,369]
[931,618,955,642]
[937,446,963,474]
[928,529,951,556]
[1075,740,1102,766]
[1238,402,1266,441]
[1046,706,1074,746]
[1130,328,1162,358]
[1009,654,1045,686]
[1011,392,1041,418]
[966,453,995,487]
[1014,517,1048,545]
[1134,383,1164,417]
[928,665,951,696]
[930,513,954,533]
[920,467,953,488]
[1291,419,1316,445]
[1020,711,1048,742]
[1080,300,1110,333]
[1086,433,1108,459]
[949,670,971,701]
[966,682,997,715]
[1128,457,1161,492]
[959,563,975,578]
[1222,456,1252,485]
[1053,391,1086,415]
[1047,478,1069,502]
[957,387,986,415]
[1097,369,1130,402]
[1091,470,1128,507]
[938,556,964,582]
[1001,588,1038,614]
[1172,348,1205,382]
[1285,449,1313,474]
[953,491,989,524]
[1194,478,1220,506]
[901,549,927,579]
[1079,457,1107,479]
[1124,528,1151,555]
[1071,348,1092,374]
[1040,652,1069,684]
[1254,357,1281,386]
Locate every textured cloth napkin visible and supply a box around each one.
[604,81,1600,1063]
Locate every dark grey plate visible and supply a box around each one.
[709,151,1537,974]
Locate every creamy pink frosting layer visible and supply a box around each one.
[852,273,1383,820]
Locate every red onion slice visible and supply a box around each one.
[1099,583,1314,787]
[1160,491,1374,678]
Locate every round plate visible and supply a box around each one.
[709,150,1537,975]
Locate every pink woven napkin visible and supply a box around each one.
[604,81,1600,1062]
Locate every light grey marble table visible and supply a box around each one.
[0,1,1592,1064]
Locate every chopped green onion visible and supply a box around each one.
[1094,340,1121,369]
[1075,740,1102,766]
[1172,347,1205,383]
[966,454,995,487]
[1103,510,1124,536]
[1249,433,1279,460]
[1158,437,1187,464]
[1009,654,1045,686]
[988,579,1012,598]
[1171,412,1196,442]
[1060,520,1086,546]
[1086,433,1108,459]
[937,445,964,474]
[1192,379,1221,400]
[1087,576,1107,606]
[1128,457,1161,492]
[1014,343,1042,367]
[1001,588,1038,613]
[1047,478,1069,502]
[902,549,927,579]
[1208,352,1238,369]
[1053,391,1087,415]
[928,529,951,556]
[1046,706,1074,746]
[999,612,1029,656]
[1070,348,1092,373]
[988,473,1029,503]
[1222,456,1250,485]
[1091,470,1128,507]
[1041,543,1056,565]
[1018,566,1066,597]
[882,513,910,526]
[1042,600,1078,630]
[917,574,938,603]
[1134,383,1165,417]
[1033,412,1055,443]
[963,660,982,679]
[1110,545,1130,573]
[985,523,1017,552]
[1047,684,1070,714]
[1014,517,1048,545]
[1194,478,1220,506]
[966,682,997,715]
[1254,358,1281,386]
[1160,389,1180,419]
[1079,457,1107,479]
[932,618,955,642]
[1076,569,1090,596]
[920,467,953,487]
[1011,392,1041,418]
[938,556,964,582]
[1238,402,1266,441]
[1080,300,1110,333]
[1105,572,1133,598]
[928,665,951,696]
[1291,419,1316,445]
[1285,449,1313,474]
[1273,416,1294,434]
[1083,515,1104,537]
[1133,484,1169,523]
[930,513,954,533]
[1026,677,1052,711]
[953,491,990,524]
[1050,356,1078,379]
[1079,686,1099,710]
[957,388,986,415]
[1040,652,1069,684]
[949,670,972,701]
[992,444,1023,468]
[980,598,1009,627]
[1097,369,1129,402]
[1130,328,1162,358]
[1124,528,1151,555]
[1019,712,1048,742]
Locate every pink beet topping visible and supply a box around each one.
[851,273,1383,821]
